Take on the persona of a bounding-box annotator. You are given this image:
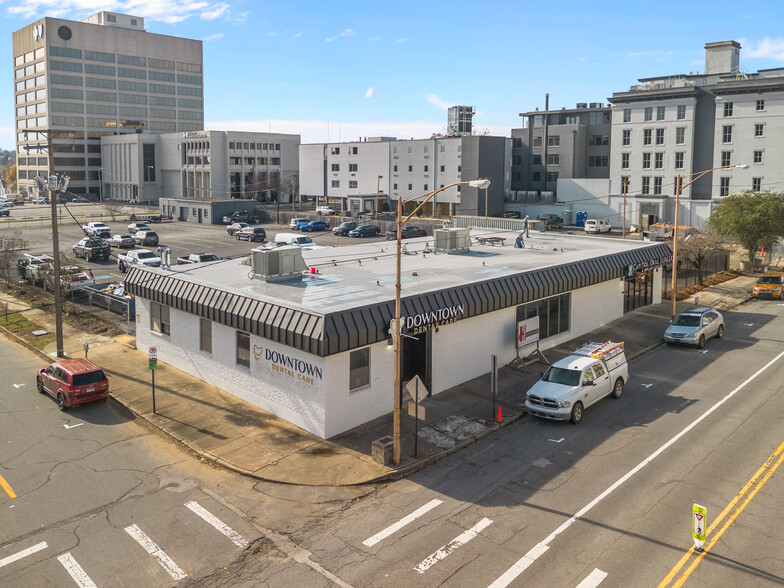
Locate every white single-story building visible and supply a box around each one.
[125,229,671,438]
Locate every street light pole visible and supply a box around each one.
[392,178,490,465]
[670,163,748,320]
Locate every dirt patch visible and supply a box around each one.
[663,270,741,301]
[0,311,56,350]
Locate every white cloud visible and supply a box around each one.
[293,31,303,38]
[743,37,784,60]
[424,93,451,111]
[200,1,229,20]
[4,1,238,25]
[204,33,224,42]
[395,38,408,43]
[326,28,356,42]
[364,87,374,99]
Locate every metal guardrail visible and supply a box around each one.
[451,215,545,232]
[0,212,140,229]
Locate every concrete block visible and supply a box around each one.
[372,436,394,465]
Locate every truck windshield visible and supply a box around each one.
[137,251,157,259]
[541,366,581,386]
[296,237,313,245]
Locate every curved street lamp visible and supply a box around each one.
[391,178,491,465]
[670,163,748,320]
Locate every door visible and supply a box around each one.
[590,363,610,404]
[198,208,203,223]
[401,329,432,396]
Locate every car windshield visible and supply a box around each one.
[338,223,352,228]
[673,314,701,327]
[758,276,782,284]
[137,251,157,259]
[71,370,106,387]
[296,237,314,244]
[144,232,158,237]
[200,254,220,261]
[541,367,582,386]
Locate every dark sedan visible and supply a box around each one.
[385,225,427,240]
[348,224,380,238]
[333,221,357,236]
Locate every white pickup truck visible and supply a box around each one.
[117,249,162,273]
[525,341,628,424]
[82,222,111,238]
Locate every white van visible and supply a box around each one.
[316,206,335,216]
[584,219,611,234]
[275,233,316,247]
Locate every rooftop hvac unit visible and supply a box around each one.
[576,103,588,109]
[527,191,540,203]
[251,246,308,282]
[434,228,471,253]
[589,102,603,108]
[541,191,555,203]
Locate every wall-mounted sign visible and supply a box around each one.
[33,24,44,41]
[402,304,464,335]
[253,343,323,385]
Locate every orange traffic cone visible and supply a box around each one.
[496,406,502,422]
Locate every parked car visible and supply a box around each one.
[117,249,162,272]
[107,234,136,248]
[385,225,427,240]
[316,206,335,216]
[222,210,260,225]
[503,211,522,219]
[289,218,310,230]
[301,220,330,232]
[82,222,111,238]
[348,224,381,238]
[752,271,783,299]
[0,208,8,217]
[227,222,249,236]
[32,197,49,204]
[128,222,150,234]
[37,358,109,411]
[525,341,627,424]
[538,213,564,229]
[134,230,159,246]
[236,227,267,242]
[0,200,13,208]
[70,196,90,203]
[17,254,54,286]
[664,306,725,348]
[274,233,317,248]
[333,221,358,236]
[12,198,24,206]
[72,237,111,261]
[584,219,611,234]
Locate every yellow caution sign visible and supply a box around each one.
[692,503,706,550]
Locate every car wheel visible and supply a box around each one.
[119,262,126,273]
[37,378,45,394]
[57,393,67,411]
[717,325,725,339]
[570,402,583,425]
[698,334,706,349]
[611,378,624,399]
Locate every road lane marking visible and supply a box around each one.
[641,383,653,388]
[57,553,97,588]
[13,383,25,388]
[124,524,186,581]
[549,438,564,443]
[576,568,608,587]
[414,517,493,573]
[0,472,16,499]
[488,347,784,588]
[362,498,443,547]
[659,439,784,587]
[185,501,249,548]
[0,541,47,568]
[63,423,84,430]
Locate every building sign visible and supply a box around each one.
[402,304,464,335]
[631,256,671,273]
[253,343,323,385]
[516,317,540,348]
[182,131,208,139]
[33,24,44,41]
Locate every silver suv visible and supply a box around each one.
[664,306,725,348]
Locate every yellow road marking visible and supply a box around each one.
[659,440,784,587]
[0,473,16,499]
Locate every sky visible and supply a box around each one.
[2,0,784,151]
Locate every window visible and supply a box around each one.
[408,184,412,190]
[676,127,686,144]
[721,151,731,167]
[723,102,733,117]
[589,134,608,146]
[720,177,730,196]
[393,183,398,190]
[547,154,559,165]
[644,107,653,121]
[654,177,663,195]
[641,177,650,195]
[424,184,428,191]
[440,165,446,172]
[331,163,339,172]
[408,147,412,154]
[654,153,663,169]
[350,146,358,155]
[548,136,560,147]
[588,156,608,167]
[332,147,340,155]
[756,99,765,111]
[533,136,542,147]
[393,165,398,172]
[722,125,732,143]
[532,155,542,165]
[621,153,630,169]
[349,180,358,188]
[143,144,156,181]
[150,302,170,335]
[621,176,630,194]
[656,106,665,120]
[643,129,652,145]
[236,332,250,368]
[655,128,665,145]
[677,105,686,120]
[589,112,610,124]
[512,138,522,148]
[675,152,684,169]
[331,180,339,188]
[349,348,370,391]
[515,293,571,340]
[754,123,764,137]
[622,130,630,146]
[623,109,631,123]
[349,163,358,172]
[408,165,413,172]
[532,172,541,182]
[752,177,762,191]
[642,153,651,169]
[199,319,212,353]
[753,150,763,164]
[546,172,559,183]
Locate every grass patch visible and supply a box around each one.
[0,311,56,349]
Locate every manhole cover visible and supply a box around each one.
[32,330,48,336]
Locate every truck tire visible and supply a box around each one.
[119,261,126,273]
[570,402,583,425]
[611,378,624,399]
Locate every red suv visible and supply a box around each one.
[37,359,109,410]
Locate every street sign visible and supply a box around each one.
[404,375,429,403]
[692,503,707,550]
[407,402,426,420]
[149,359,157,371]
[149,346,157,360]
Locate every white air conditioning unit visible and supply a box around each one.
[434,228,471,253]
[251,246,307,282]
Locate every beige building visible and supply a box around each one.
[12,11,203,199]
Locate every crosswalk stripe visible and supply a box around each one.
[57,553,97,588]
[0,541,48,568]
[124,524,186,581]
[363,498,443,547]
[414,517,493,574]
[185,500,249,549]
[576,568,608,588]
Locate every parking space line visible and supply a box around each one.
[413,517,493,574]
[185,500,249,548]
[576,568,608,588]
[0,472,16,499]
[0,541,48,568]
[57,553,97,588]
[124,524,186,581]
[362,498,443,547]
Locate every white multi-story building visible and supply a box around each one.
[12,11,203,199]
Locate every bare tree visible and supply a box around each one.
[103,199,124,221]
[0,230,25,286]
[678,231,729,286]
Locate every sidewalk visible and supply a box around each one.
[0,272,761,486]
